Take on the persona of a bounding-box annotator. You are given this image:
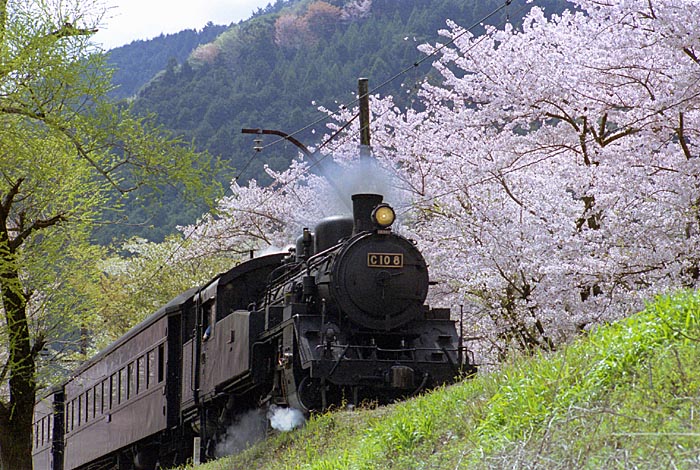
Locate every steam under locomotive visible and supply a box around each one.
[32,193,475,470]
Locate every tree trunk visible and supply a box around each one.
[0,252,37,470]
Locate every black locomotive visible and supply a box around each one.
[32,193,475,470]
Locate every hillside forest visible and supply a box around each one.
[102,0,565,242]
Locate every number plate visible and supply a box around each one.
[367,253,404,268]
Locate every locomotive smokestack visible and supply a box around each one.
[352,193,383,234]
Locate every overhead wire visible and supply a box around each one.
[246,0,523,193]
[154,0,527,272]
[251,0,517,161]
[249,0,531,211]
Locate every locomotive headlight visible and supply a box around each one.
[372,204,396,228]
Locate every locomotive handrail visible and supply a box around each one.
[315,344,462,353]
[263,239,347,306]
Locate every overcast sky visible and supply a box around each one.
[94,0,274,49]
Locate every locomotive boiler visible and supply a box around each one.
[32,193,475,470]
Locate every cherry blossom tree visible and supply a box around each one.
[364,0,700,361]
[184,0,700,365]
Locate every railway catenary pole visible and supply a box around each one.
[358,77,371,160]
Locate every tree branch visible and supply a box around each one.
[0,105,129,193]
[49,23,97,39]
[30,332,46,359]
[0,178,24,218]
[9,214,67,251]
[0,357,9,392]
[598,127,638,147]
[677,112,694,160]
[0,20,97,83]
[579,115,592,166]
[0,106,45,120]
[0,0,7,47]
[684,47,700,67]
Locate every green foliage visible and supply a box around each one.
[0,1,224,467]
[183,290,700,469]
[90,236,238,346]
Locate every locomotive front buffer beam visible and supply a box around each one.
[286,314,471,410]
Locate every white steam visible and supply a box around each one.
[317,157,404,216]
[214,409,267,458]
[267,405,306,432]
[213,406,307,458]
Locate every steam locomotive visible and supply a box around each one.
[32,193,475,470]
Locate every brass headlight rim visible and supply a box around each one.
[372,204,396,228]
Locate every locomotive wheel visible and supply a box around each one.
[297,375,324,411]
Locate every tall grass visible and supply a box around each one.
[186,290,700,470]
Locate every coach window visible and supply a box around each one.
[111,373,118,407]
[119,368,127,404]
[158,343,165,383]
[110,375,117,410]
[77,395,82,427]
[94,385,100,418]
[65,403,70,433]
[69,399,75,431]
[147,349,155,388]
[102,380,108,412]
[101,380,107,413]
[137,356,145,394]
[202,305,211,341]
[85,389,92,424]
[127,362,135,399]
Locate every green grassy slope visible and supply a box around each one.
[188,290,700,469]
